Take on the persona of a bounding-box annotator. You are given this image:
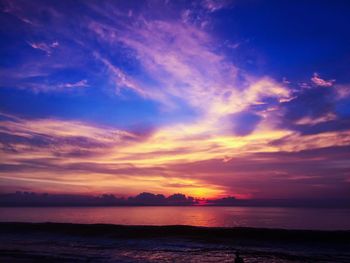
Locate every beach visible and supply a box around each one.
[1,222,349,262]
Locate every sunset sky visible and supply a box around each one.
[0,0,350,200]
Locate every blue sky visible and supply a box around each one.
[0,0,350,200]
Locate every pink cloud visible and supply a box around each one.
[202,0,233,13]
[335,84,350,99]
[311,73,335,87]
[89,16,290,117]
[93,52,147,97]
[27,41,59,56]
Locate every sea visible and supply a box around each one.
[0,206,349,230]
[1,206,349,262]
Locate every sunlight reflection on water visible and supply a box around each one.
[0,206,350,230]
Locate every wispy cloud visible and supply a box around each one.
[311,73,335,87]
[58,79,89,89]
[93,52,146,97]
[27,41,59,56]
[202,0,233,13]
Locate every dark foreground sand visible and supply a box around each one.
[0,222,349,262]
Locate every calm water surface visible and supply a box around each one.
[1,206,349,230]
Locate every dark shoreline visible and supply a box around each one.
[1,222,349,243]
[1,222,350,262]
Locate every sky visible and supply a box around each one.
[0,0,350,200]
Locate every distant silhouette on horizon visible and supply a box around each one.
[234,251,244,263]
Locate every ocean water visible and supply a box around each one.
[1,207,350,262]
[1,206,350,230]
